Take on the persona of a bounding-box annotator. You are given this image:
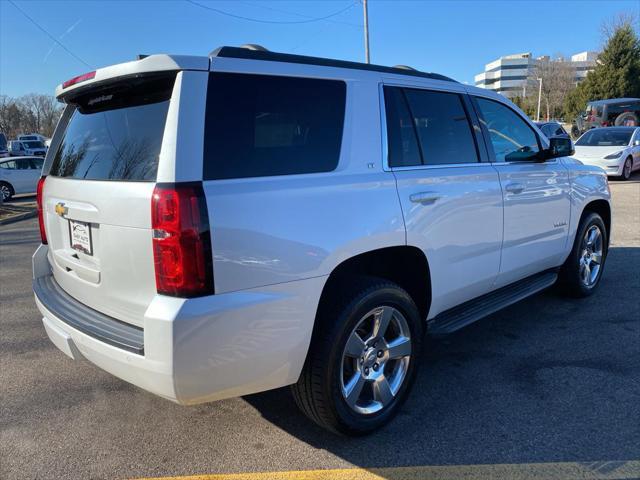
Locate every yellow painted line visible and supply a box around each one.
[133,460,640,480]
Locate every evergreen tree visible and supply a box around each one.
[564,22,640,120]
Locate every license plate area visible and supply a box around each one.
[68,220,93,256]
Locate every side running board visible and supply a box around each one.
[428,270,558,335]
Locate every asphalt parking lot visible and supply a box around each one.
[1,177,639,480]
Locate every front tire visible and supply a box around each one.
[0,181,14,201]
[292,277,423,435]
[620,157,632,180]
[558,212,607,297]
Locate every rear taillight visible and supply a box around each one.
[36,176,47,245]
[151,183,214,298]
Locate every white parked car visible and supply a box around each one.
[573,127,640,180]
[33,46,612,435]
[8,140,47,157]
[0,156,44,200]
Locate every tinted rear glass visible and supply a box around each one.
[203,73,346,180]
[49,74,175,181]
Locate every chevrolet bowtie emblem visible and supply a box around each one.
[55,202,68,217]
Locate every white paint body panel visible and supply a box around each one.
[34,52,613,406]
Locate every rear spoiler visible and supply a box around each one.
[55,55,209,101]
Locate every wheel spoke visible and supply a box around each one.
[591,252,603,265]
[344,371,366,407]
[373,375,394,405]
[372,307,393,340]
[387,336,411,359]
[582,262,591,284]
[587,227,597,246]
[344,332,365,358]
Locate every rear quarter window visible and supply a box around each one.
[203,73,346,180]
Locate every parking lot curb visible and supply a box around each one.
[0,209,37,226]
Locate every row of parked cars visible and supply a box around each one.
[535,120,640,180]
[0,133,48,200]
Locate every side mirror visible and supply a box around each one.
[546,136,574,159]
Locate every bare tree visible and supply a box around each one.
[0,93,63,138]
[601,12,639,43]
[526,56,576,121]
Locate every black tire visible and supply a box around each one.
[557,212,608,298]
[0,181,14,201]
[620,157,633,180]
[614,112,639,127]
[292,276,423,435]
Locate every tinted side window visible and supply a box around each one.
[404,89,479,165]
[16,159,32,170]
[475,97,540,162]
[30,158,44,170]
[384,87,421,167]
[203,73,346,180]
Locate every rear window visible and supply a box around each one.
[49,74,175,181]
[203,73,346,180]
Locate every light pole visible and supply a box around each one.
[535,77,543,122]
[363,0,370,63]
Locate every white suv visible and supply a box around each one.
[33,46,611,435]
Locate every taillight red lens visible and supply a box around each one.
[62,71,96,89]
[151,183,214,297]
[36,176,47,245]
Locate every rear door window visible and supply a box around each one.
[203,73,346,180]
[384,86,479,167]
[49,74,175,181]
[15,159,32,170]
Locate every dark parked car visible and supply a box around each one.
[0,132,8,158]
[573,98,640,138]
[535,121,570,140]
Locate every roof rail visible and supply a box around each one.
[240,44,269,52]
[393,65,416,71]
[209,46,457,83]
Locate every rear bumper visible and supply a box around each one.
[32,244,324,405]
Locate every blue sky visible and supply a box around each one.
[0,0,637,97]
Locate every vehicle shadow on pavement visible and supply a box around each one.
[242,245,640,473]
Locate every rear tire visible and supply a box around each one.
[292,277,423,435]
[620,157,632,180]
[0,181,14,201]
[557,212,607,297]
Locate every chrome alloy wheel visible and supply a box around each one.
[579,225,604,287]
[340,306,412,415]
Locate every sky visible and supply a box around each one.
[0,0,638,98]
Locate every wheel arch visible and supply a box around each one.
[581,199,611,247]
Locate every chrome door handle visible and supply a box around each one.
[410,192,440,205]
[505,182,525,194]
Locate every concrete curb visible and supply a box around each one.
[0,209,38,226]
